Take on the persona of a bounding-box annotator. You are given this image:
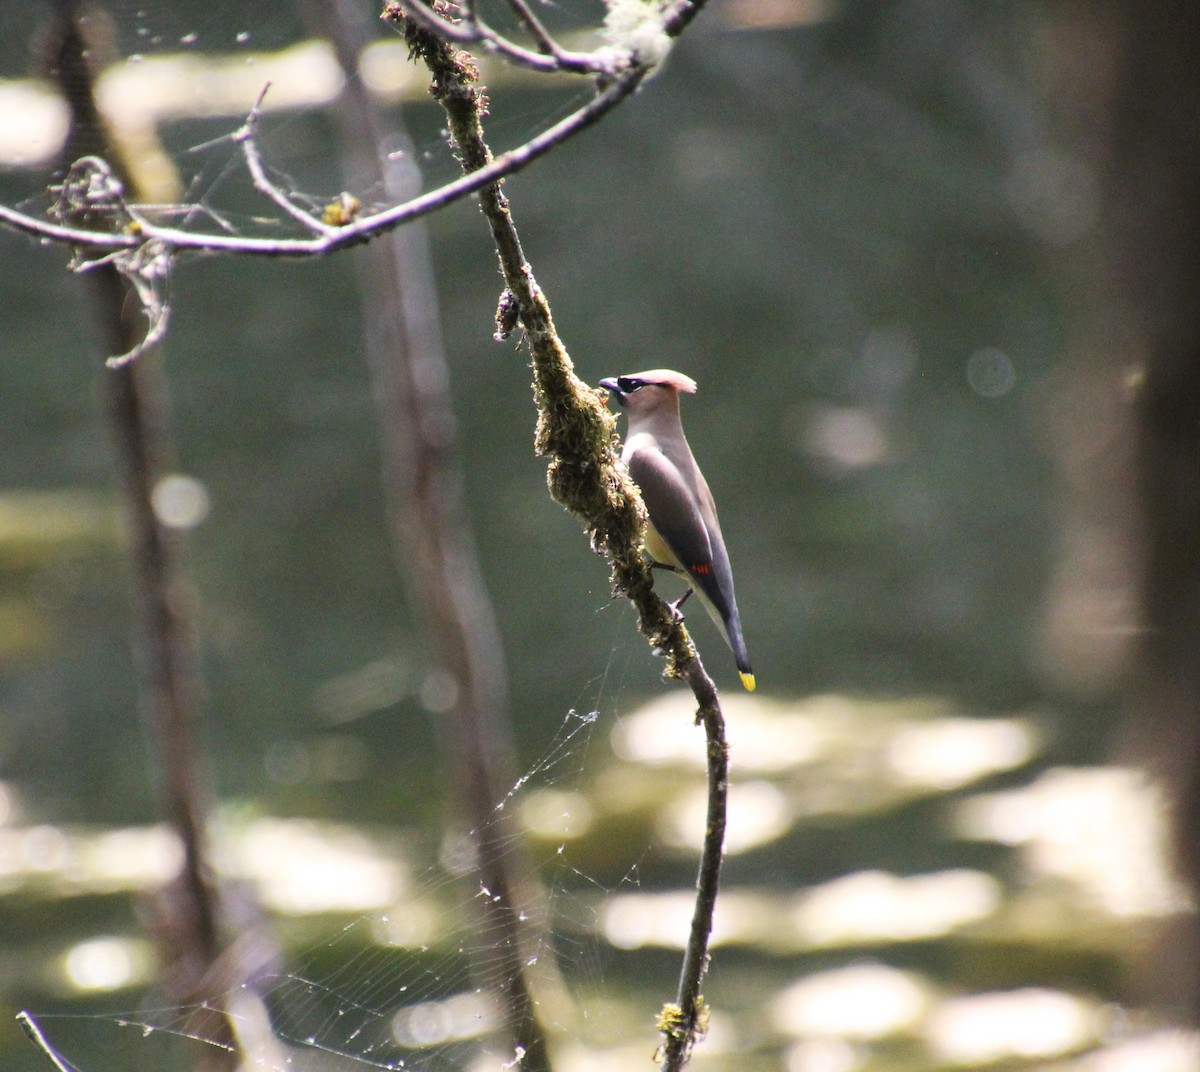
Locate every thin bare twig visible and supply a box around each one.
[475,24,606,74]
[16,1014,73,1072]
[658,667,727,1072]
[4,0,717,262]
[383,0,609,74]
[501,0,563,58]
[0,62,646,258]
[1,0,713,265]
[234,85,339,237]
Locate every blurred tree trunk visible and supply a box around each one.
[1040,0,1200,1019]
[296,3,556,1066]
[44,4,239,1067]
[1115,0,1200,1019]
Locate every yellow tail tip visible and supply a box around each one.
[740,672,756,692]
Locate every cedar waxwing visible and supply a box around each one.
[600,370,755,692]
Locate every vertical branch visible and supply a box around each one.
[103,322,231,1043]
[44,4,234,1065]
[1106,0,1200,1020]
[302,2,554,1068]
[392,11,729,1067]
[658,672,727,1072]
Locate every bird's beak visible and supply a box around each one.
[599,377,623,401]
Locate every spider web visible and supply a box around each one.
[1,0,599,238]
[3,3,675,1070]
[20,672,672,1072]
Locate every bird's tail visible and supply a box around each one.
[730,628,756,692]
[689,576,756,692]
[722,605,755,692]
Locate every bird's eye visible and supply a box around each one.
[617,377,644,392]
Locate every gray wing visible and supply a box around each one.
[629,445,752,677]
[626,446,714,574]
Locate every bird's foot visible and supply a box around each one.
[667,588,692,622]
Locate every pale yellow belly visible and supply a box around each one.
[644,521,683,571]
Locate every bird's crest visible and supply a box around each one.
[637,369,697,394]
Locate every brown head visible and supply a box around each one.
[598,369,698,423]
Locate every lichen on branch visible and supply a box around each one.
[387,0,694,678]
[392,11,726,1067]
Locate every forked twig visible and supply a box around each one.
[234,85,340,237]
[1,0,710,262]
[385,0,612,73]
[0,63,645,258]
[503,0,564,58]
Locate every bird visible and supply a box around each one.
[599,369,755,692]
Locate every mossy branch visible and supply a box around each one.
[391,2,694,677]
[390,7,729,1069]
